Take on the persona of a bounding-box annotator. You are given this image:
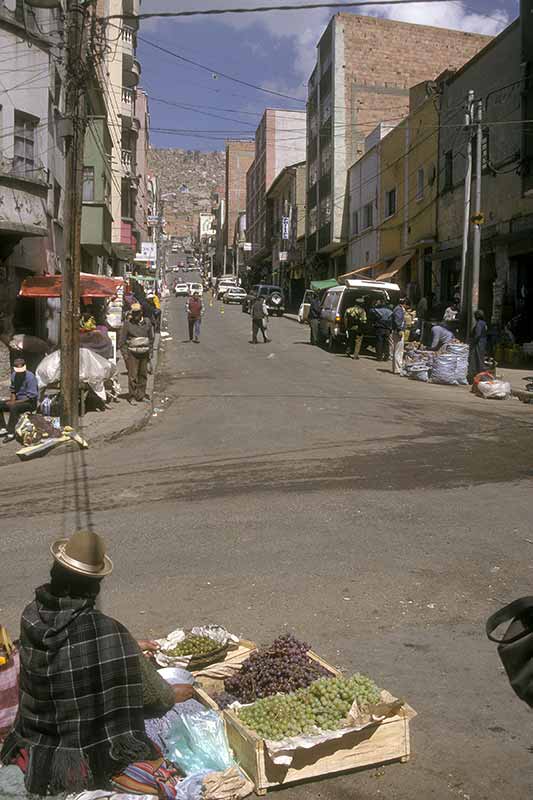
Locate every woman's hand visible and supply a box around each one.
[138,639,159,653]
[173,684,194,703]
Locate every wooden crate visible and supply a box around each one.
[207,651,416,796]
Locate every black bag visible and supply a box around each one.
[486,596,533,707]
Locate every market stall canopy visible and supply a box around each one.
[19,274,124,299]
[338,262,386,282]
[375,252,414,282]
[310,279,338,291]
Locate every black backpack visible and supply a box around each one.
[486,597,533,707]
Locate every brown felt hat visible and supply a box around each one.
[50,530,113,578]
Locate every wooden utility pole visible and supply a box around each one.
[470,99,483,331]
[61,0,88,427]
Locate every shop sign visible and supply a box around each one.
[141,242,157,261]
[281,217,290,240]
[279,251,288,262]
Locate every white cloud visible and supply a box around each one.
[141,0,514,95]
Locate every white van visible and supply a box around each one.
[319,279,400,350]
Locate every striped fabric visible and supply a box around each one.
[112,754,182,798]
[0,650,19,740]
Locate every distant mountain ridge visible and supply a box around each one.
[148,148,225,239]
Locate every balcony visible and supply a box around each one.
[121,148,134,175]
[121,87,134,118]
[0,154,48,238]
[123,53,140,89]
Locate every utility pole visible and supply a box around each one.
[61,0,88,427]
[470,99,483,331]
[459,90,474,315]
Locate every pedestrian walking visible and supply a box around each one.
[118,302,153,403]
[0,358,39,443]
[308,293,322,345]
[344,298,367,359]
[186,292,203,343]
[468,309,488,381]
[370,299,392,361]
[391,298,408,374]
[250,296,270,344]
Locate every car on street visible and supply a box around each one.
[318,278,400,351]
[174,283,189,297]
[188,282,203,296]
[242,284,285,316]
[216,277,238,299]
[223,286,247,304]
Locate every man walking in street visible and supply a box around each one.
[250,296,270,344]
[186,291,203,343]
[344,298,367,359]
[119,302,153,404]
[391,297,407,374]
[370,300,392,361]
[0,358,39,443]
[308,293,322,346]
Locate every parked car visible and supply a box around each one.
[223,286,247,304]
[174,283,189,297]
[188,282,203,296]
[242,284,285,316]
[319,279,400,351]
[216,277,238,299]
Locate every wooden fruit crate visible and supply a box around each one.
[198,651,416,796]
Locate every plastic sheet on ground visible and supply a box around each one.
[155,626,238,668]
[36,348,117,401]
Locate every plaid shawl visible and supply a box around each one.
[1,585,157,795]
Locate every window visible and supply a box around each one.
[362,202,373,230]
[309,206,318,234]
[103,174,111,205]
[82,167,95,202]
[416,168,424,200]
[320,143,331,176]
[320,195,331,224]
[385,188,397,218]
[14,111,37,175]
[320,93,332,125]
[351,209,359,236]
[53,181,61,219]
[444,150,453,190]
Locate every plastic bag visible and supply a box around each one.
[446,343,469,384]
[36,349,116,401]
[476,380,511,399]
[164,708,234,776]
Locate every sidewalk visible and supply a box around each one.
[0,321,165,467]
[283,313,533,402]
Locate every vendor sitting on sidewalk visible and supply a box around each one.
[0,358,38,444]
[119,302,153,403]
[1,530,193,796]
[430,322,455,351]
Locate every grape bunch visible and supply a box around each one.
[237,674,381,741]
[165,634,218,657]
[225,634,327,703]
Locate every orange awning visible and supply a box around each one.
[338,261,386,281]
[19,274,124,299]
[375,252,414,282]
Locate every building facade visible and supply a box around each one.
[0,0,66,342]
[246,109,306,275]
[224,140,254,273]
[435,9,533,332]
[306,13,493,278]
[266,162,307,308]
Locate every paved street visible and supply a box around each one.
[2,291,533,800]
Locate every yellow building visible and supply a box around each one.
[378,83,439,296]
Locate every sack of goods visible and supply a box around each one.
[402,349,432,382]
[476,379,511,400]
[446,343,469,385]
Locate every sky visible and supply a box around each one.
[137,0,520,153]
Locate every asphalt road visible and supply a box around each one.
[2,276,533,799]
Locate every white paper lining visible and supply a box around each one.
[154,625,238,667]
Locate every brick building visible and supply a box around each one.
[246,109,307,273]
[306,13,493,277]
[224,140,255,271]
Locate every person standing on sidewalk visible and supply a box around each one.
[249,296,270,344]
[0,358,39,443]
[186,292,203,343]
[119,303,153,404]
[391,297,407,374]
[344,298,367,359]
[308,293,322,346]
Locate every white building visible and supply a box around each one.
[347,123,395,277]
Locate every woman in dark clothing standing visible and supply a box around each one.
[468,309,488,381]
